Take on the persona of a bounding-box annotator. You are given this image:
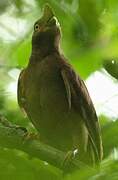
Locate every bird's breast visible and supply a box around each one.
[22,60,88,152]
[25,62,69,128]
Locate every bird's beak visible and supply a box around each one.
[43,4,54,22]
[35,4,55,33]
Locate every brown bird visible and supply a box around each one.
[17,4,103,166]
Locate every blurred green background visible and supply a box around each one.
[0,0,118,179]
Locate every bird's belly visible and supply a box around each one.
[25,76,87,151]
[31,80,69,130]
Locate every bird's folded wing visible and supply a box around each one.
[17,69,27,117]
[61,66,103,162]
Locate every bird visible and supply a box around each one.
[17,4,103,166]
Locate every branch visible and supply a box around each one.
[0,115,91,172]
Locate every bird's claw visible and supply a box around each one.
[62,149,78,171]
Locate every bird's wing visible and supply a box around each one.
[17,69,27,117]
[61,65,103,162]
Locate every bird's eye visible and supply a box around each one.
[34,24,39,31]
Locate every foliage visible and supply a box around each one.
[0,0,118,179]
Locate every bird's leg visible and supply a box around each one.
[62,149,78,171]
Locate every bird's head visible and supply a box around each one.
[32,4,61,52]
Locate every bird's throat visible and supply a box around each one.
[31,33,60,61]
